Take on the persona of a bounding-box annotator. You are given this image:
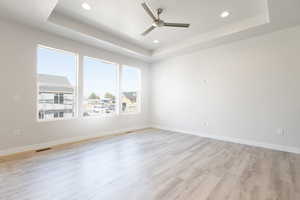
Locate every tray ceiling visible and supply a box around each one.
[0,0,300,62]
[54,0,268,50]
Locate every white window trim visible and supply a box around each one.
[119,65,142,115]
[36,44,79,122]
[81,56,120,119]
[36,45,142,122]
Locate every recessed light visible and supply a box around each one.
[153,40,160,44]
[82,2,91,10]
[220,11,230,18]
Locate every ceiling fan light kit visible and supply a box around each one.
[141,2,190,36]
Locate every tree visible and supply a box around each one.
[88,92,100,99]
[104,92,115,100]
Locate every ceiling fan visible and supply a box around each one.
[141,2,190,36]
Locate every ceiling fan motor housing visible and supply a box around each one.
[153,20,165,27]
[157,8,163,16]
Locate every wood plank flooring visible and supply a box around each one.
[0,129,300,200]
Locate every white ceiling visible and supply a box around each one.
[54,0,268,50]
[0,0,300,62]
[0,0,58,24]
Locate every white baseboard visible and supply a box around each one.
[0,126,151,157]
[152,124,300,154]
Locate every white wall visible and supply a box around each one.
[0,19,150,154]
[1,18,300,155]
[150,25,300,152]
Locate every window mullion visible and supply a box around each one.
[118,65,122,115]
[77,55,84,118]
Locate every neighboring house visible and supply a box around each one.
[83,97,115,116]
[122,92,137,112]
[38,74,74,120]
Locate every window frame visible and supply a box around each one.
[54,93,59,104]
[119,65,142,115]
[36,45,142,122]
[36,45,79,122]
[59,93,64,104]
[82,56,120,119]
[59,112,64,118]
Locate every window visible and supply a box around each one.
[53,93,64,104]
[59,93,64,104]
[39,111,44,119]
[121,66,141,113]
[37,46,77,121]
[83,57,118,117]
[54,112,59,118]
[54,94,59,104]
[37,45,142,121]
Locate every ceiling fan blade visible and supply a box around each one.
[141,25,156,36]
[164,22,190,28]
[141,2,157,21]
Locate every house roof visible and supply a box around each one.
[123,92,137,103]
[38,74,74,93]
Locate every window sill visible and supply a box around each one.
[36,111,141,122]
[37,117,78,123]
[120,111,141,116]
[81,113,118,119]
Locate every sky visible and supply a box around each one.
[37,47,76,85]
[84,57,117,97]
[37,47,140,98]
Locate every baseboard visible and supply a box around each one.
[152,124,300,154]
[0,126,151,157]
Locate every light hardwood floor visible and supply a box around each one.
[0,129,300,200]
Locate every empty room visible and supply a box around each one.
[0,0,300,199]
